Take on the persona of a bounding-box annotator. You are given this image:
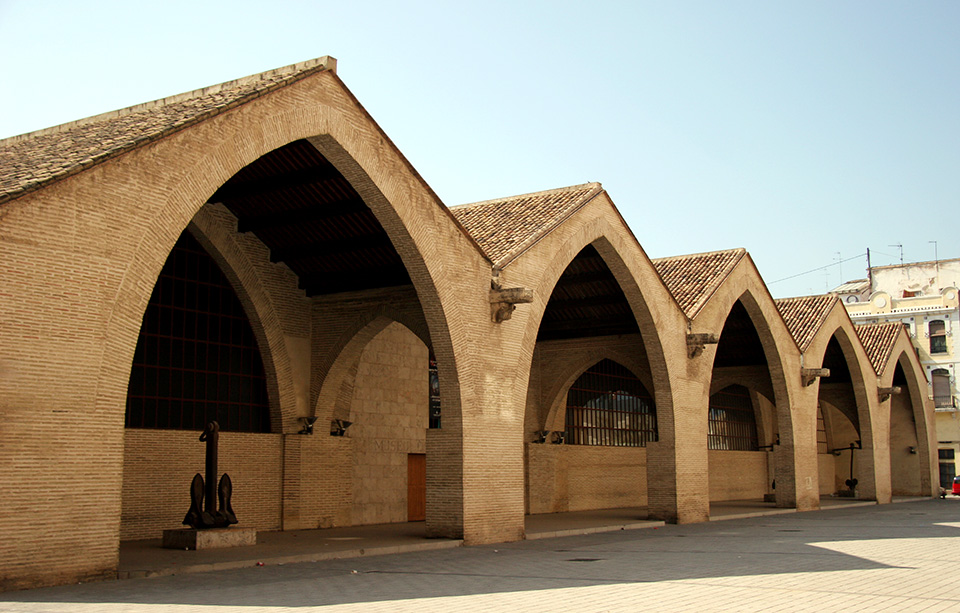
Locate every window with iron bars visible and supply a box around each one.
[565,359,657,447]
[708,385,759,451]
[125,232,271,433]
[929,320,947,354]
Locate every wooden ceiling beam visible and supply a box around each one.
[269,233,395,264]
[212,165,345,202]
[233,197,371,233]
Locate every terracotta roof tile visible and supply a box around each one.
[774,294,838,352]
[651,248,746,318]
[856,322,904,376]
[0,57,335,206]
[450,183,602,267]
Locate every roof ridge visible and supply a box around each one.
[855,320,904,375]
[775,293,836,303]
[651,248,747,319]
[0,56,336,146]
[451,182,601,210]
[774,293,839,352]
[650,246,747,263]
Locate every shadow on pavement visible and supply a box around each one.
[2,498,957,609]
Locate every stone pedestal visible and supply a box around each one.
[162,527,257,550]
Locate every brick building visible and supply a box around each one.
[0,57,937,590]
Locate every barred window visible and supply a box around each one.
[930,320,947,354]
[708,385,759,451]
[125,232,271,432]
[565,359,657,447]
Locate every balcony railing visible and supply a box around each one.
[934,395,956,409]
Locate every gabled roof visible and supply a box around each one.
[775,294,839,352]
[855,322,904,376]
[0,57,336,206]
[651,248,746,319]
[450,183,603,268]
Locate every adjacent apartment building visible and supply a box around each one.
[836,258,960,487]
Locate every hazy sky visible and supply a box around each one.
[1,1,956,297]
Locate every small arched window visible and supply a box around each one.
[565,359,657,447]
[708,385,759,451]
[932,368,953,408]
[929,320,947,354]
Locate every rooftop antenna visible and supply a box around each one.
[866,248,873,290]
[835,251,842,286]
[930,240,940,289]
[889,243,903,267]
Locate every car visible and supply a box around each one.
[953,476,960,496]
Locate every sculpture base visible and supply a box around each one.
[163,527,257,550]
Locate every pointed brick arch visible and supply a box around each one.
[516,220,676,422]
[805,323,884,501]
[539,349,656,434]
[186,207,306,433]
[88,71,472,448]
[683,258,803,508]
[316,310,431,424]
[876,331,937,497]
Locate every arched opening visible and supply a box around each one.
[565,359,658,447]
[706,300,780,505]
[889,362,922,495]
[524,244,658,517]
[817,400,860,496]
[120,138,450,540]
[816,333,873,499]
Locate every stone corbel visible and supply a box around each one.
[801,368,830,387]
[490,287,534,323]
[878,386,901,402]
[686,333,719,358]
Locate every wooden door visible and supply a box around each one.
[407,453,426,521]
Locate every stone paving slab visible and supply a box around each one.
[4,498,960,612]
[118,521,463,579]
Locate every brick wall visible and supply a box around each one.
[121,430,282,540]
[708,451,770,501]
[526,444,647,513]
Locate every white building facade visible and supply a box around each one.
[837,258,960,488]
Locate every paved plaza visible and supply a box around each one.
[3,498,960,612]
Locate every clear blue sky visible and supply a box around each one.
[1,1,957,297]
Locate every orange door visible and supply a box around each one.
[407,453,426,521]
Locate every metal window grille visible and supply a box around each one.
[125,232,271,432]
[929,320,947,354]
[816,406,828,454]
[708,385,759,451]
[565,359,657,447]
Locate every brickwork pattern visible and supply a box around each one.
[348,323,428,525]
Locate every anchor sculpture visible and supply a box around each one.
[183,421,238,529]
